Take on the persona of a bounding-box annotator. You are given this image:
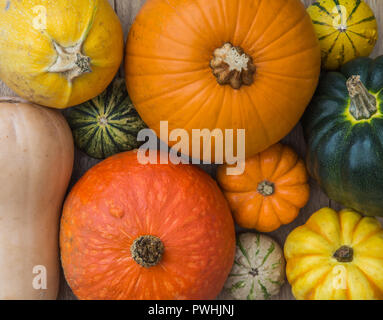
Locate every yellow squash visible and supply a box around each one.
[285,208,383,300]
[0,0,123,108]
[308,0,378,70]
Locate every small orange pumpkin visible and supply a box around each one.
[60,151,236,300]
[217,143,310,232]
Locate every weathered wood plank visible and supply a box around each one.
[115,0,146,39]
[0,0,382,301]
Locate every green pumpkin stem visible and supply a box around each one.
[347,75,377,120]
[131,235,164,268]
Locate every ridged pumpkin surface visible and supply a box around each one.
[308,0,378,70]
[217,144,310,232]
[126,0,321,161]
[0,0,123,108]
[60,151,236,300]
[285,208,383,300]
[66,78,147,159]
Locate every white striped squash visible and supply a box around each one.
[219,233,285,300]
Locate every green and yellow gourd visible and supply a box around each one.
[219,233,285,300]
[303,56,383,217]
[65,78,147,159]
[308,0,378,70]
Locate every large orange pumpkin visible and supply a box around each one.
[217,143,310,232]
[60,151,236,300]
[125,0,321,162]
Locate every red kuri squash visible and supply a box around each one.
[60,151,236,300]
[125,0,321,162]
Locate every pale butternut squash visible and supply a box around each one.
[0,98,74,299]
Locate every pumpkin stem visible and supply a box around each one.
[346,75,377,120]
[47,41,92,82]
[249,268,259,277]
[131,235,164,268]
[210,43,256,90]
[98,116,108,126]
[257,181,275,196]
[333,246,354,263]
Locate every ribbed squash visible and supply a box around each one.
[303,56,383,217]
[219,233,285,300]
[126,0,321,162]
[217,144,310,232]
[285,208,383,300]
[65,78,147,159]
[308,0,378,70]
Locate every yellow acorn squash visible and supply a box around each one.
[285,208,383,300]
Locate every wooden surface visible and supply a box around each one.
[0,0,382,301]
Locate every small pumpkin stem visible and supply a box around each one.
[98,116,108,126]
[346,75,377,120]
[210,43,256,90]
[257,181,275,196]
[249,268,259,277]
[131,235,164,268]
[333,246,354,263]
[48,41,92,82]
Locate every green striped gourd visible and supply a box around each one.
[219,233,285,300]
[65,78,147,159]
[307,0,378,70]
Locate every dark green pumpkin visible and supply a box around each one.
[303,56,383,217]
[65,78,147,159]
